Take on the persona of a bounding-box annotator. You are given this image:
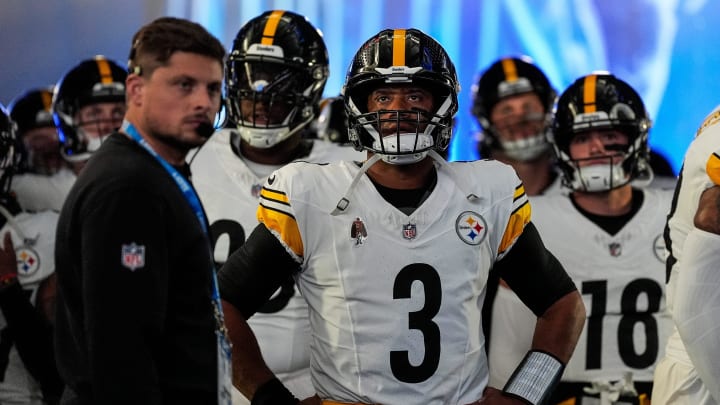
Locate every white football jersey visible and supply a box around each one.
[661,105,720,371]
[0,210,58,405]
[257,158,530,404]
[489,189,672,386]
[190,129,364,401]
[12,168,76,212]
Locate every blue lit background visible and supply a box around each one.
[2,0,719,174]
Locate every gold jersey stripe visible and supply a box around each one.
[583,74,597,113]
[513,184,526,201]
[706,152,720,185]
[501,58,518,82]
[96,58,113,84]
[392,29,406,67]
[40,90,52,111]
[261,10,285,45]
[260,187,290,204]
[557,398,575,405]
[498,200,531,255]
[257,204,304,257]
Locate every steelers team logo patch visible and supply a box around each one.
[653,234,667,262]
[455,211,488,245]
[15,246,40,277]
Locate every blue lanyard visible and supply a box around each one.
[121,121,227,331]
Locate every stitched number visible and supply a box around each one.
[618,279,661,368]
[209,219,294,314]
[582,278,662,369]
[391,263,441,383]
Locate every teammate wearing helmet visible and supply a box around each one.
[488,73,672,404]
[189,10,363,404]
[651,107,720,404]
[0,105,62,404]
[53,55,126,170]
[8,87,66,176]
[219,28,584,405]
[10,57,127,212]
[472,56,561,196]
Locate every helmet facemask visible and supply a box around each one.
[487,110,552,161]
[346,82,454,165]
[227,59,324,148]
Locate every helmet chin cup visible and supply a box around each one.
[571,163,628,192]
[500,133,549,161]
[373,133,433,165]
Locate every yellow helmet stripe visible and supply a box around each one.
[501,58,518,82]
[261,10,285,45]
[40,90,53,111]
[392,29,406,66]
[96,58,113,84]
[583,74,598,113]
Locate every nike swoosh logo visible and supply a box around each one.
[267,175,276,185]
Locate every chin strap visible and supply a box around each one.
[330,154,383,216]
[0,204,34,245]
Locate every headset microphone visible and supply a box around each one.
[195,121,215,138]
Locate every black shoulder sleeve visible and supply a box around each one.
[493,222,577,316]
[218,224,300,319]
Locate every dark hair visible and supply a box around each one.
[127,17,225,77]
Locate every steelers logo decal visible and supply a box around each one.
[16,245,40,277]
[456,211,488,246]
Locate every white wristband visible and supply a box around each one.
[503,350,564,405]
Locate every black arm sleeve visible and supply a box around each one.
[0,281,63,403]
[493,222,577,317]
[218,224,300,319]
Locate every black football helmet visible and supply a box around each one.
[8,86,56,173]
[342,28,459,164]
[471,56,555,160]
[225,10,329,148]
[52,56,127,162]
[549,72,651,192]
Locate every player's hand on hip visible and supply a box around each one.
[299,394,321,405]
[474,386,527,404]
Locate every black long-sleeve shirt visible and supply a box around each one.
[54,133,218,404]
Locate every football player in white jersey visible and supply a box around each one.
[11,57,126,212]
[218,28,585,405]
[0,105,62,404]
[652,106,720,404]
[471,58,565,358]
[488,73,673,404]
[189,10,364,404]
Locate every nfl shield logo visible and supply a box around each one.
[608,242,622,257]
[251,183,262,198]
[402,223,417,240]
[121,243,146,271]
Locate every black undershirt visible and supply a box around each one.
[368,167,438,215]
[570,188,644,236]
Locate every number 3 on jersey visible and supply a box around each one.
[582,278,662,370]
